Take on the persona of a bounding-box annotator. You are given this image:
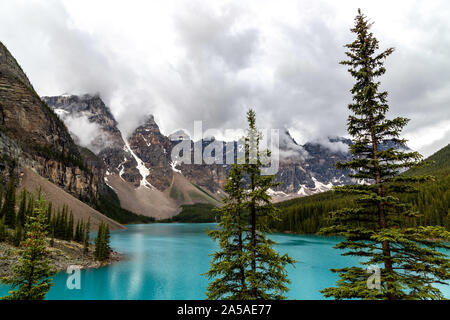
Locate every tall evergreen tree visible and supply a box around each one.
[94,222,111,262]
[17,189,27,227]
[320,9,450,300]
[243,110,294,300]
[84,217,91,253]
[67,212,74,241]
[206,110,294,300]
[13,224,23,247]
[0,177,4,214]
[0,177,16,227]
[0,216,6,242]
[104,224,111,256]
[1,196,55,300]
[206,164,249,299]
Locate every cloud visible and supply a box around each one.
[0,0,448,157]
[60,114,110,154]
[312,137,349,154]
[277,130,309,161]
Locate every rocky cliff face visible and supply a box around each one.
[0,41,100,200]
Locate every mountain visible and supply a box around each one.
[271,143,450,234]
[43,96,221,219]
[0,41,126,230]
[42,92,368,217]
[405,143,450,178]
[42,94,124,153]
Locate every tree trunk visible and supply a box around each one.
[369,115,394,300]
[250,173,257,298]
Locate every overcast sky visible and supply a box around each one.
[0,0,449,157]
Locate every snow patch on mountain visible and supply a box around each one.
[104,176,117,192]
[141,134,151,147]
[312,177,333,193]
[170,161,182,174]
[297,185,309,196]
[267,188,288,197]
[123,138,155,189]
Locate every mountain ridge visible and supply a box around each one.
[43,94,362,198]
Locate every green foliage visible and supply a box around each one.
[1,196,55,300]
[170,203,217,223]
[405,144,450,178]
[206,110,295,300]
[0,216,6,242]
[94,222,111,262]
[319,9,450,300]
[84,218,90,253]
[13,224,23,247]
[206,164,249,299]
[0,177,97,248]
[0,176,16,227]
[16,189,27,227]
[272,143,450,234]
[272,192,357,234]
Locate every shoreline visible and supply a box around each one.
[0,239,123,279]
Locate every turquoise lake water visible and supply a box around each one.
[0,223,448,300]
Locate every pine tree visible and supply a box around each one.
[0,216,6,242]
[320,9,450,300]
[0,177,3,212]
[84,218,91,253]
[104,224,111,257]
[13,224,23,247]
[0,177,16,227]
[74,220,81,242]
[94,222,110,262]
[67,212,74,241]
[45,202,52,233]
[1,196,55,300]
[16,189,27,227]
[243,109,294,300]
[49,228,55,248]
[206,164,249,299]
[26,194,34,219]
[206,110,294,300]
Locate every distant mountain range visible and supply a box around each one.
[42,93,362,200]
[0,39,415,223]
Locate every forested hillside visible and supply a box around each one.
[272,144,450,234]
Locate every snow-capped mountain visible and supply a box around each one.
[43,94,401,214]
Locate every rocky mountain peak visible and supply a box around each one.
[133,114,161,135]
[43,94,124,154]
[43,94,119,132]
[0,41,33,90]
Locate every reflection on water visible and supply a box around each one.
[0,223,448,300]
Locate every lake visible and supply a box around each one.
[0,223,448,299]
